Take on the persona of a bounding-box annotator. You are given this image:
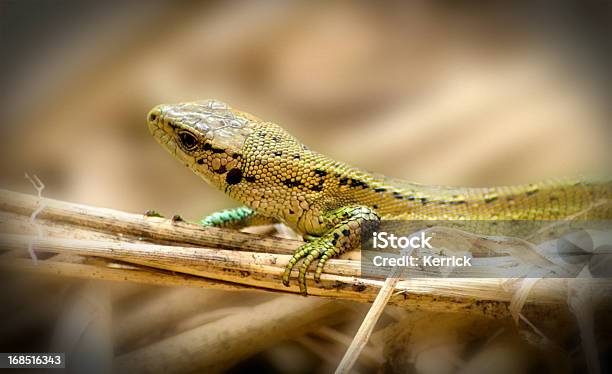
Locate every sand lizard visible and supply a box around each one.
[147,99,611,294]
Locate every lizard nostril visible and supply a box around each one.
[148,107,162,124]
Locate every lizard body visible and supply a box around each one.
[147,99,611,294]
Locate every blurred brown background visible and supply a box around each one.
[0,1,611,373]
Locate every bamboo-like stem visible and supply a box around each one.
[335,276,399,374]
[0,189,602,320]
[0,188,298,254]
[3,256,250,291]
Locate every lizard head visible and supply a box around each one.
[147,99,260,188]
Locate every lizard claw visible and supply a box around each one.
[144,210,164,218]
[284,239,329,294]
[297,250,321,295]
[282,206,379,294]
[282,243,313,288]
[144,210,184,223]
[314,250,334,283]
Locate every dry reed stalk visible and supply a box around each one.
[0,188,599,322]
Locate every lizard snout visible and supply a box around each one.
[147,106,162,132]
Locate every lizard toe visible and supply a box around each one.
[283,243,313,287]
[314,249,335,283]
[297,249,321,295]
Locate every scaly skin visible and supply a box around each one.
[147,99,611,294]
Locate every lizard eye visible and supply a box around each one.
[178,131,198,151]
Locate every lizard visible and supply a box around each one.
[147,99,611,295]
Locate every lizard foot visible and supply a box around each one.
[144,210,185,223]
[144,210,164,218]
[282,206,379,295]
[281,240,325,296]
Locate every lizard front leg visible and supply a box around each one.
[201,206,278,229]
[282,206,380,295]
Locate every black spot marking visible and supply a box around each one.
[225,168,243,185]
[302,145,309,151]
[339,177,349,186]
[526,189,539,196]
[203,143,212,151]
[372,204,378,209]
[333,233,340,240]
[349,179,369,189]
[420,198,428,205]
[310,172,326,192]
[407,196,416,201]
[293,154,301,159]
[211,147,225,154]
[374,188,386,193]
[258,132,266,138]
[449,200,466,205]
[197,158,205,165]
[245,175,256,183]
[282,179,303,188]
[231,152,242,159]
[274,151,282,157]
[484,196,498,203]
[341,229,350,236]
[213,165,227,174]
[550,196,559,202]
[272,136,281,142]
[289,209,294,214]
